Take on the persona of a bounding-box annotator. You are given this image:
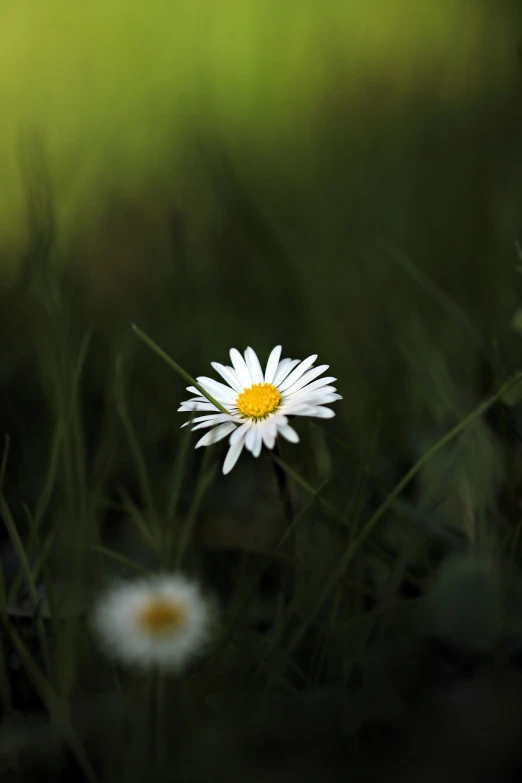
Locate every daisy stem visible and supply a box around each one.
[150,670,166,772]
[272,445,298,595]
[272,445,294,525]
[131,324,230,415]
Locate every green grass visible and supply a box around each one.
[1,243,522,780]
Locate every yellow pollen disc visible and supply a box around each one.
[236,382,282,419]
[137,598,187,636]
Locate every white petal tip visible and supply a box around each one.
[279,424,300,444]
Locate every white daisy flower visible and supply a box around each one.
[91,574,213,672]
[178,345,342,474]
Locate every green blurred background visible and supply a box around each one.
[1,0,522,525]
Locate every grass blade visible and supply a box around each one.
[131,324,229,415]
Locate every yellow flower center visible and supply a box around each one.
[236,382,282,419]
[137,598,187,636]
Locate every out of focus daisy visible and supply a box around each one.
[178,345,342,474]
[91,574,213,672]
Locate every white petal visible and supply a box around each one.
[281,404,307,415]
[223,438,246,474]
[262,427,276,450]
[191,416,236,431]
[284,376,337,397]
[196,376,237,403]
[229,348,253,388]
[181,413,230,428]
[282,365,329,396]
[278,423,300,443]
[273,358,300,386]
[288,385,337,400]
[244,347,264,385]
[308,406,336,418]
[252,428,263,457]
[309,394,341,404]
[264,345,282,384]
[178,402,220,412]
[266,418,279,438]
[244,425,263,457]
[230,420,252,445]
[271,413,288,428]
[188,383,235,401]
[291,405,336,419]
[261,418,280,450]
[245,425,257,453]
[195,421,237,448]
[211,362,243,393]
[285,393,340,409]
[278,355,318,392]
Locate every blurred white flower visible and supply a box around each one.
[91,574,213,672]
[178,345,342,474]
